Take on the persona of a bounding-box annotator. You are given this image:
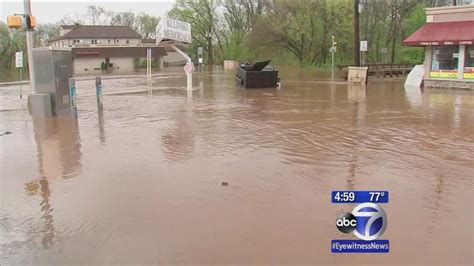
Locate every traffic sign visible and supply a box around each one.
[184,62,194,75]
[15,52,23,68]
[360,41,368,52]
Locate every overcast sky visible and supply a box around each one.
[1,0,175,24]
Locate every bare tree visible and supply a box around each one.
[86,5,107,25]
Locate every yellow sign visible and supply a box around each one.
[464,72,474,80]
[7,15,36,29]
[430,71,474,80]
[28,16,37,29]
[7,16,22,28]
[430,72,457,79]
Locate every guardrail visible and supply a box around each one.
[338,63,418,79]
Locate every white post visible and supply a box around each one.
[424,46,432,78]
[187,72,192,90]
[147,48,153,95]
[146,49,148,86]
[458,45,465,80]
[24,0,36,92]
[170,44,192,91]
[331,35,335,82]
[331,51,335,82]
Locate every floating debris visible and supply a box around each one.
[221,181,229,186]
[0,131,12,136]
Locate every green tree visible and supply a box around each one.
[169,0,220,65]
[136,13,160,39]
[0,22,27,70]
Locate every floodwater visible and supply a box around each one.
[1,70,473,265]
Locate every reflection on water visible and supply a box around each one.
[161,101,195,162]
[24,178,54,248]
[0,71,473,264]
[405,85,423,108]
[32,117,82,179]
[19,115,82,250]
[347,83,366,102]
[97,105,106,144]
[345,86,367,190]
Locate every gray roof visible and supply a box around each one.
[51,25,141,41]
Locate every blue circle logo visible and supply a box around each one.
[352,203,387,241]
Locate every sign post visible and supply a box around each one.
[95,77,103,107]
[15,51,23,98]
[156,17,193,91]
[69,78,76,107]
[360,40,368,67]
[330,35,337,82]
[146,48,152,95]
[380,47,388,63]
[197,47,203,70]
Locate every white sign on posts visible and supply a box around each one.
[360,41,368,52]
[15,52,23,68]
[156,17,192,44]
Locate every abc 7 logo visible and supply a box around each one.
[336,203,387,241]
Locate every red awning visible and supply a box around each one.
[403,21,474,46]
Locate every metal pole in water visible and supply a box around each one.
[146,49,150,87]
[147,48,152,95]
[146,49,149,94]
[69,78,76,107]
[95,77,102,106]
[330,35,336,83]
[19,67,23,99]
[332,52,335,82]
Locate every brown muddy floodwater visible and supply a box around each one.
[1,70,473,265]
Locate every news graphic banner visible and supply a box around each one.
[156,17,192,44]
[332,190,390,253]
[332,191,389,203]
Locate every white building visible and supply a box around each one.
[49,25,185,75]
[50,25,142,48]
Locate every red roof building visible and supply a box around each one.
[403,5,474,89]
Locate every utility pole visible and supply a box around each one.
[24,0,36,92]
[354,0,360,66]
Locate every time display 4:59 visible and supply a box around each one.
[331,191,389,203]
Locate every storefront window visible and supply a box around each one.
[464,45,474,80]
[430,46,459,79]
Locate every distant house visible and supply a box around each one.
[49,25,142,47]
[48,25,185,75]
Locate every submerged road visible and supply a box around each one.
[1,71,473,264]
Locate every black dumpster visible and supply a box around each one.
[236,60,279,88]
